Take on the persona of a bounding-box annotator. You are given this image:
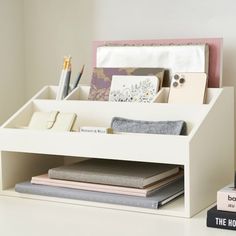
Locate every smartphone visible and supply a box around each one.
[168,73,207,104]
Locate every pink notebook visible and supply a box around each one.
[92,38,222,88]
[31,172,183,197]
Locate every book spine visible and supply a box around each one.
[217,190,236,212]
[207,207,236,230]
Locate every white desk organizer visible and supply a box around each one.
[0,85,234,218]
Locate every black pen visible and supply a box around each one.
[72,64,85,90]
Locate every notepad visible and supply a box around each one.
[109,75,159,103]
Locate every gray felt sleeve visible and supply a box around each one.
[111,117,187,135]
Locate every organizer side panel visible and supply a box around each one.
[1,101,34,129]
[0,152,64,191]
[1,86,52,129]
[189,87,234,216]
[183,163,191,217]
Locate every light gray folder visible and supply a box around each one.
[15,177,184,209]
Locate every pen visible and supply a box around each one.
[72,64,85,90]
[56,56,72,100]
[62,60,71,99]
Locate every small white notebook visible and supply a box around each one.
[109,75,159,103]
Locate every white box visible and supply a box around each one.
[0,85,234,218]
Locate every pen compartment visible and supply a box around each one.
[33,85,217,104]
[34,86,58,100]
[33,85,90,101]
[65,85,90,100]
[67,85,166,102]
[37,85,218,104]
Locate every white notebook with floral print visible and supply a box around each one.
[109,75,159,103]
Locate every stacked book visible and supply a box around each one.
[15,159,184,209]
[207,172,236,231]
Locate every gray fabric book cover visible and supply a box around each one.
[48,159,179,188]
[15,176,184,209]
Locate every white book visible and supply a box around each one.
[217,184,236,212]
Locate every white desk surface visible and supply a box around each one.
[0,195,235,236]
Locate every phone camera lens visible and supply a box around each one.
[173,81,178,87]
[174,74,179,80]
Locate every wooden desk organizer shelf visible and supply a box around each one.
[0,85,234,218]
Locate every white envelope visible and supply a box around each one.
[96,45,209,85]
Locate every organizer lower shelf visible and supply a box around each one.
[0,152,186,217]
[2,189,185,217]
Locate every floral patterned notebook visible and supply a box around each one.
[88,68,164,101]
[109,75,159,103]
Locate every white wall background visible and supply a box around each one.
[23,0,236,98]
[0,0,24,124]
[1,0,235,106]
[1,0,236,163]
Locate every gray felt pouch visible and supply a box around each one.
[111,117,187,135]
